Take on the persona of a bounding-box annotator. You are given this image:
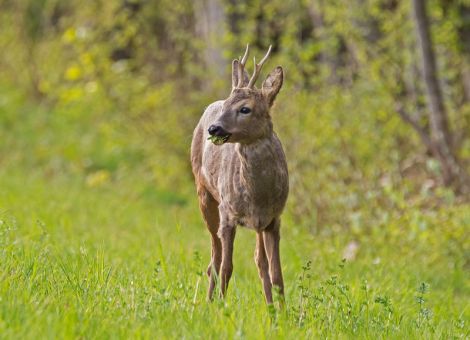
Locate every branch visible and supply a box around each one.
[395,104,436,154]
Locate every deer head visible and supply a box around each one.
[208,44,283,145]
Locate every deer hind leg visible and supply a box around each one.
[255,232,273,304]
[263,218,285,305]
[197,187,221,300]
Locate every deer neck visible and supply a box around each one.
[235,134,276,181]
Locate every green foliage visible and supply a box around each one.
[0,163,468,338]
[0,0,469,337]
[2,0,468,225]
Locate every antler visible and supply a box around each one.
[247,45,272,88]
[237,44,250,88]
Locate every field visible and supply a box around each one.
[1,0,470,337]
[0,102,468,339]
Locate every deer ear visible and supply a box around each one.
[262,66,283,106]
[232,59,249,89]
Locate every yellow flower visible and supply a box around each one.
[86,170,111,187]
[65,66,81,81]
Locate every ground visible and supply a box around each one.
[0,165,468,339]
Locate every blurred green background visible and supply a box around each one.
[2,0,470,227]
[0,0,469,338]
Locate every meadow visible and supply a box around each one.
[1,0,470,338]
[0,97,468,339]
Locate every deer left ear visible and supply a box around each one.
[262,66,283,107]
[232,59,249,90]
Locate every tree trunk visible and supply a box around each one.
[412,0,470,195]
[412,0,451,146]
[457,4,470,101]
[194,0,226,80]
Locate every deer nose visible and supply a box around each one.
[208,125,227,137]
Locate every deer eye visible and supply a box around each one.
[240,107,251,114]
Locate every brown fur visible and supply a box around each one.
[190,51,288,304]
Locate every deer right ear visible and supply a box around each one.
[262,66,283,106]
[232,59,249,90]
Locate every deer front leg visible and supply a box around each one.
[217,215,236,298]
[263,218,284,305]
[207,234,222,300]
[197,187,221,300]
[255,232,273,304]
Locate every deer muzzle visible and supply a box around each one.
[208,125,231,145]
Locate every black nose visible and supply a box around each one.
[208,125,227,136]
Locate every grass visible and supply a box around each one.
[1,168,468,339]
[0,101,468,339]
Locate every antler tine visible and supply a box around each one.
[247,45,272,88]
[240,44,249,65]
[237,44,250,88]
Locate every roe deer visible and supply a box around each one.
[190,45,288,304]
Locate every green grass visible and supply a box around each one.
[0,100,468,339]
[0,167,468,339]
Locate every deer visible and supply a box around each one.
[190,44,288,305]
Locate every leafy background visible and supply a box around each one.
[0,0,469,338]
